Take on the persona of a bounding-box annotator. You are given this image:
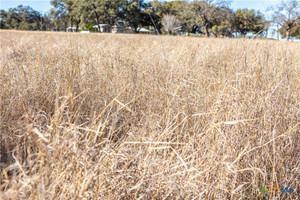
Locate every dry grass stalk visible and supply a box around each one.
[0,30,299,199]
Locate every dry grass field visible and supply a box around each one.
[0,30,299,199]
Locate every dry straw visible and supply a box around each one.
[0,30,299,199]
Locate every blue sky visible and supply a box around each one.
[0,0,282,14]
[0,1,51,14]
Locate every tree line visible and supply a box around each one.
[0,0,299,40]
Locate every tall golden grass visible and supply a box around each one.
[0,30,299,199]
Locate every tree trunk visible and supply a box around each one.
[192,25,197,34]
[286,29,290,41]
[65,21,68,32]
[205,25,210,37]
[76,21,79,32]
[95,16,101,32]
[134,26,139,33]
[202,15,210,37]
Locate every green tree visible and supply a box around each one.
[5,5,42,30]
[179,0,231,37]
[279,23,300,39]
[271,0,299,40]
[0,10,8,29]
[50,0,82,31]
[50,0,68,31]
[124,0,154,33]
[234,9,266,36]
[41,13,54,31]
[1,6,53,31]
[210,7,235,37]
[65,0,82,31]
[81,0,123,32]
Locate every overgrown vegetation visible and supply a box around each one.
[0,31,299,199]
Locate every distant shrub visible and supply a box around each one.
[82,23,96,32]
